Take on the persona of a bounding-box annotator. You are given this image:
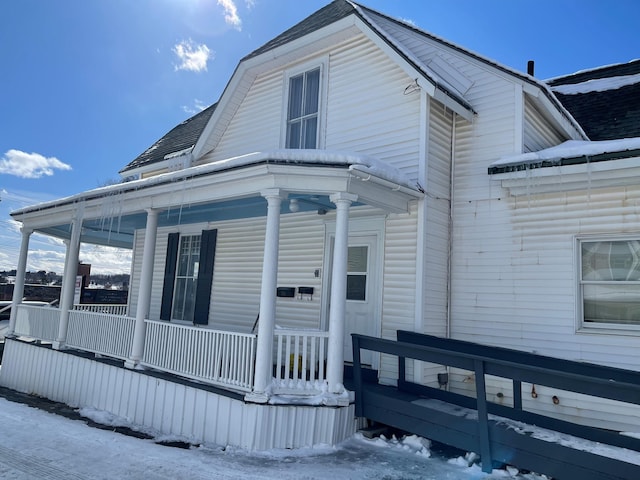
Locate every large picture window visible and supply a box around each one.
[580,239,640,327]
[285,67,320,149]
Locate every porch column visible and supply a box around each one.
[326,192,357,394]
[54,213,83,350]
[7,226,33,335]
[126,208,159,369]
[249,189,284,402]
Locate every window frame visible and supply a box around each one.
[577,235,640,333]
[171,234,201,322]
[281,58,327,150]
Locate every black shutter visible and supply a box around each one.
[160,232,180,321]
[193,229,217,325]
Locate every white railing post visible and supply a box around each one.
[126,208,159,368]
[326,192,357,394]
[54,211,83,350]
[248,189,284,403]
[8,226,33,335]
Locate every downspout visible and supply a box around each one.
[446,111,456,340]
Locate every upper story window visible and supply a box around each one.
[286,67,321,149]
[579,238,640,330]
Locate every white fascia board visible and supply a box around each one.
[494,155,640,196]
[522,82,587,140]
[351,17,477,122]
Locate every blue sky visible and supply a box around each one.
[1,0,639,274]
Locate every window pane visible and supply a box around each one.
[347,274,367,301]
[582,241,640,281]
[304,68,320,116]
[348,246,368,272]
[183,278,197,321]
[172,278,187,319]
[287,120,301,149]
[302,117,317,149]
[288,74,303,120]
[584,284,640,324]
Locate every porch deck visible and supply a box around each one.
[351,332,640,479]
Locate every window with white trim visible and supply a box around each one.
[579,238,640,327]
[285,67,320,149]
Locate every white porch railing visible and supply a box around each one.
[73,304,128,316]
[66,310,135,361]
[142,320,257,392]
[273,329,329,392]
[13,304,60,341]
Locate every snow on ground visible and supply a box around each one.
[0,396,547,480]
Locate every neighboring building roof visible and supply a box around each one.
[488,137,640,174]
[120,103,217,174]
[548,60,640,141]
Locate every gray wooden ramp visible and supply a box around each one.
[351,332,640,480]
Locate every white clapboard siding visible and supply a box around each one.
[209,218,266,332]
[523,95,566,152]
[274,214,326,330]
[206,68,284,161]
[129,213,329,332]
[450,167,640,426]
[378,208,418,383]
[325,34,421,179]
[202,34,421,181]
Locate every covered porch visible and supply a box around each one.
[5,151,422,417]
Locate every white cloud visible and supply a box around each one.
[245,0,255,10]
[218,0,242,30]
[0,149,72,179]
[182,99,209,115]
[173,39,213,72]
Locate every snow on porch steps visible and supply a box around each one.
[0,339,356,450]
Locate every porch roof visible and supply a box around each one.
[11,150,423,249]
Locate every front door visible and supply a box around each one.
[343,235,379,367]
[323,220,383,369]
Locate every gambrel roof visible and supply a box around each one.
[548,60,640,141]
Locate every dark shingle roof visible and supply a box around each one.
[120,103,217,173]
[549,60,640,141]
[242,1,356,61]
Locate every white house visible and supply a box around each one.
[3,0,640,448]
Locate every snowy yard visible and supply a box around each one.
[0,394,546,479]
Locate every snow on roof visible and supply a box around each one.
[12,150,422,217]
[551,73,640,95]
[491,137,640,169]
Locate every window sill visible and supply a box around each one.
[577,323,640,336]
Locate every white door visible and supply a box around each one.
[343,235,380,367]
[323,224,382,369]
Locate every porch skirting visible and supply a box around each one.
[0,339,356,450]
